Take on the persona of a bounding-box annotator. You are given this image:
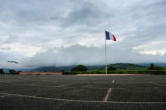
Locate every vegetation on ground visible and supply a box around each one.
[71,65,88,72]
[0,69,19,75]
[63,63,166,75]
[148,64,163,70]
[0,69,4,74]
[1,63,166,75]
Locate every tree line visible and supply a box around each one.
[0,63,164,75]
[70,63,164,72]
[0,69,19,75]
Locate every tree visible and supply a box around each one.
[71,65,88,71]
[108,66,117,71]
[0,69,4,74]
[148,64,162,70]
[149,64,155,70]
[9,69,19,74]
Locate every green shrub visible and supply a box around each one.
[71,65,88,71]
[0,69,4,74]
[148,64,163,70]
[9,69,19,75]
[108,66,117,71]
[63,71,77,75]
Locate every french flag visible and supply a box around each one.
[105,31,116,41]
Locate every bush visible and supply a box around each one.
[108,66,117,71]
[0,69,4,74]
[148,64,163,70]
[9,69,19,75]
[71,65,88,71]
[63,71,77,75]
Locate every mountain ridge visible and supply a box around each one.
[2,63,166,72]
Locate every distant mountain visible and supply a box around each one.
[139,63,166,67]
[29,65,106,72]
[86,65,105,70]
[110,63,146,70]
[2,63,166,72]
[28,63,147,72]
[30,66,74,72]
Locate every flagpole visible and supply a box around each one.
[105,29,116,76]
[105,33,107,75]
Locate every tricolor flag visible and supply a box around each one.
[104,30,117,75]
[105,31,116,41]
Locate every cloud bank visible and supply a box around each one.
[0,0,166,68]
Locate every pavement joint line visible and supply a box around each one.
[0,81,74,88]
[151,82,166,86]
[112,80,115,84]
[2,81,157,90]
[0,80,67,84]
[0,92,166,104]
[103,88,112,102]
[0,94,11,98]
[19,84,107,89]
[0,81,111,90]
[55,83,75,88]
[2,81,164,90]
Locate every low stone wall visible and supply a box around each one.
[19,72,62,75]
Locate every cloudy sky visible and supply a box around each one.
[0,0,166,68]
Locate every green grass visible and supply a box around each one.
[63,70,166,75]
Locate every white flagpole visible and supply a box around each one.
[105,33,107,75]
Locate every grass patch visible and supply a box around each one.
[63,70,166,75]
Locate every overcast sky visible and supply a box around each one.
[0,0,166,68]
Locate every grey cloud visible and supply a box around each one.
[0,0,166,68]
[22,45,104,67]
[61,2,104,27]
[22,44,166,68]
